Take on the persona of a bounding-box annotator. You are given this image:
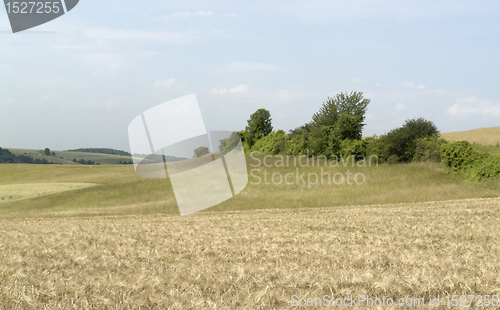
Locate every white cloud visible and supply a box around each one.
[229,84,250,94]
[212,87,228,95]
[154,78,176,89]
[215,61,287,75]
[447,96,500,119]
[416,84,427,90]
[395,103,407,111]
[166,11,214,19]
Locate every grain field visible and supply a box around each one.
[1,198,500,309]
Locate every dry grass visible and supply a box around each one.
[440,126,500,145]
[1,198,500,309]
[0,183,95,204]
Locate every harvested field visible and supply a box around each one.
[1,197,499,309]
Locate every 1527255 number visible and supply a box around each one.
[5,2,61,14]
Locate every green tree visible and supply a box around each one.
[245,108,273,147]
[44,148,50,156]
[334,114,364,140]
[193,146,210,158]
[0,147,16,163]
[312,91,370,130]
[380,118,439,162]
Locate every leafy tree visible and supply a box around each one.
[245,108,273,147]
[0,147,16,163]
[334,114,364,140]
[193,146,210,158]
[287,123,312,156]
[44,148,50,156]
[379,118,439,162]
[73,158,77,163]
[312,91,370,131]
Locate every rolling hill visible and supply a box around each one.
[440,126,500,145]
[6,148,154,165]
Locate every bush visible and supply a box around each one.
[306,125,336,156]
[413,135,447,162]
[287,125,310,156]
[364,137,387,161]
[16,155,34,164]
[251,130,289,155]
[441,141,490,172]
[339,139,367,158]
[470,156,500,181]
[379,118,439,163]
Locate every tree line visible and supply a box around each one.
[0,148,57,164]
[67,148,131,156]
[231,91,499,180]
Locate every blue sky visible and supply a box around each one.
[1,0,500,151]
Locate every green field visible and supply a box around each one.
[0,155,498,219]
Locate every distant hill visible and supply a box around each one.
[3,148,186,165]
[132,154,186,163]
[5,148,153,165]
[440,127,500,145]
[67,148,131,156]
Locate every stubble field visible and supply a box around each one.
[1,197,500,309]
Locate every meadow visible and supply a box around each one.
[0,156,499,219]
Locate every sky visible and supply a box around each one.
[1,0,500,152]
